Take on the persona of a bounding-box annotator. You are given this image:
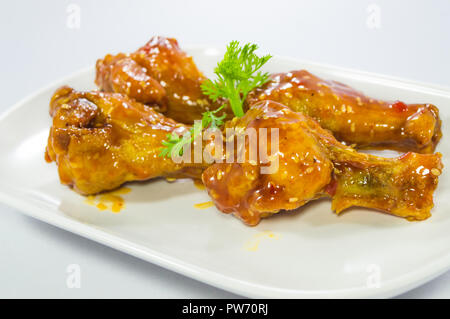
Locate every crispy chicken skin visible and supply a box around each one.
[45,86,206,195]
[95,36,222,124]
[247,70,442,153]
[202,100,443,226]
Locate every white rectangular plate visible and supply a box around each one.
[1,47,450,298]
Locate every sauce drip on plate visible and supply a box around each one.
[84,187,131,213]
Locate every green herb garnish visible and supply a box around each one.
[201,41,272,117]
[159,41,271,158]
[159,107,225,158]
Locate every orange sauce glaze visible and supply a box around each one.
[84,187,131,213]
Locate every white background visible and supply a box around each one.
[1,0,449,298]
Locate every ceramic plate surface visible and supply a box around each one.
[1,47,450,298]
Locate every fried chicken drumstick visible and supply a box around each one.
[45,86,207,195]
[247,70,442,153]
[46,87,442,224]
[202,100,442,226]
[96,37,441,153]
[95,36,223,124]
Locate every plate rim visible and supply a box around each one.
[1,184,449,299]
[1,47,450,298]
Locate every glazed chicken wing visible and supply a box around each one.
[95,36,224,124]
[247,70,442,153]
[45,86,206,195]
[202,100,442,225]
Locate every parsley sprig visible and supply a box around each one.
[158,123,199,158]
[159,107,225,157]
[201,41,272,117]
[159,41,271,158]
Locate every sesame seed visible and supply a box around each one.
[431,168,441,176]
